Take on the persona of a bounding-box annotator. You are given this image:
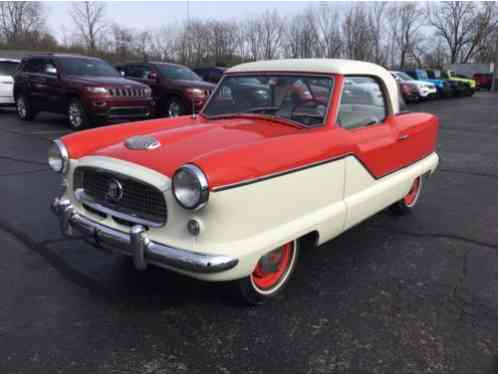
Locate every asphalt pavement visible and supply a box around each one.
[0,93,497,372]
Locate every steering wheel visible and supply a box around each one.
[290,99,326,120]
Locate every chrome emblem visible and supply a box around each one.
[106,178,124,202]
[125,135,161,150]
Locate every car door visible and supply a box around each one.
[40,58,65,112]
[337,76,402,229]
[23,58,48,107]
[0,60,17,103]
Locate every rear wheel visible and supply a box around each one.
[389,176,423,215]
[234,240,299,305]
[16,94,37,121]
[67,99,90,130]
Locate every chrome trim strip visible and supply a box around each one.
[53,139,69,174]
[75,189,164,228]
[51,197,238,274]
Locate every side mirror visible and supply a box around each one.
[147,72,158,81]
[46,66,58,75]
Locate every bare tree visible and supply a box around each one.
[259,10,285,59]
[310,4,342,58]
[342,4,375,61]
[369,2,389,65]
[0,1,45,44]
[70,1,106,53]
[389,2,424,69]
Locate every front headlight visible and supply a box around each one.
[187,88,206,97]
[172,164,209,210]
[48,139,69,174]
[144,87,152,97]
[86,87,109,95]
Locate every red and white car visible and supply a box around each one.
[50,59,439,304]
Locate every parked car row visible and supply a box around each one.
[5,53,215,129]
[390,68,477,104]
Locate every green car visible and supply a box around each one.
[443,70,476,95]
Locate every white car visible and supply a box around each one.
[0,59,20,106]
[391,71,437,99]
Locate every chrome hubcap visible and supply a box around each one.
[69,103,82,128]
[17,97,26,118]
[168,101,181,117]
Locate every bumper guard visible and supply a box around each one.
[51,197,238,274]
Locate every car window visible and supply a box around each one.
[155,64,201,81]
[338,76,387,130]
[203,74,334,128]
[41,59,57,75]
[0,61,19,76]
[395,72,413,81]
[24,58,45,74]
[124,65,151,79]
[58,57,120,77]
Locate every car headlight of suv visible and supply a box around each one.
[48,139,69,174]
[187,88,206,97]
[86,87,109,95]
[172,164,209,210]
[144,87,152,97]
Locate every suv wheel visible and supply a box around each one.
[166,97,185,117]
[16,95,37,121]
[67,99,90,130]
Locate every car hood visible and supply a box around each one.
[64,75,148,88]
[171,79,215,90]
[64,116,302,183]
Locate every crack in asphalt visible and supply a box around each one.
[0,168,50,177]
[374,227,498,251]
[0,155,46,166]
[439,168,498,179]
[0,218,115,300]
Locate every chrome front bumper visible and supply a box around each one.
[51,197,238,274]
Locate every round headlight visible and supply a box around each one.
[48,139,69,173]
[172,164,209,210]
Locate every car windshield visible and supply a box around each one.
[156,64,201,81]
[58,57,120,77]
[418,70,429,79]
[395,72,413,81]
[203,74,334,128]
[0,61,19,76]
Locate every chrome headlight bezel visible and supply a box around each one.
[48,139,69,174]
[172,164,209,210]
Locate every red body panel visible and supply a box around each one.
[61,73,439,190]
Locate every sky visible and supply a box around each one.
[46,1,319,37]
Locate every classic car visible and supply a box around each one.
[391,71,437,100]
[50,59,440,304]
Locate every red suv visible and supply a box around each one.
[473,73,493,90]
[14,54,154,129]
[116,62,215,117]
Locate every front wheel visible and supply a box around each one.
[389,176,423,215]
[67,99,90,130]
[16,94,37,121]
[234,240,299,305]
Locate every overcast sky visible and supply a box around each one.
[46,1,321,37]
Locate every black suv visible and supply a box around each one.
[116,62,215,117]
[14,54,154,129]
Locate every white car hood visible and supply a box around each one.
[0,75,13,84]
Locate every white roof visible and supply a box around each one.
[228,59,400,114]
[0,58,20,63]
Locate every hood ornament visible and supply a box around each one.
[125,135,161,150]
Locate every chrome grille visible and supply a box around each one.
[108,88,148,97]
[73,167,167,227]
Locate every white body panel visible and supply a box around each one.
[0,75,14,104]
[61,152,439,281]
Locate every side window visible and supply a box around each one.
[41,59,57,75]
[338,76,387,130]
[25,58,44,74]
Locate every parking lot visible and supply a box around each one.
[0,92,497,372]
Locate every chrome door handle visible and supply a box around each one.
[399,134,409,141]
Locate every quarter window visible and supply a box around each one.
[338,76,387,129]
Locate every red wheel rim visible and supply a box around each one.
[251,242,294,291]
[404,177,421,206]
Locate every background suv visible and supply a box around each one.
[14,54,153,129]
[194,66,226,84]
[0,58,19,106]
[116,62,215,117]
